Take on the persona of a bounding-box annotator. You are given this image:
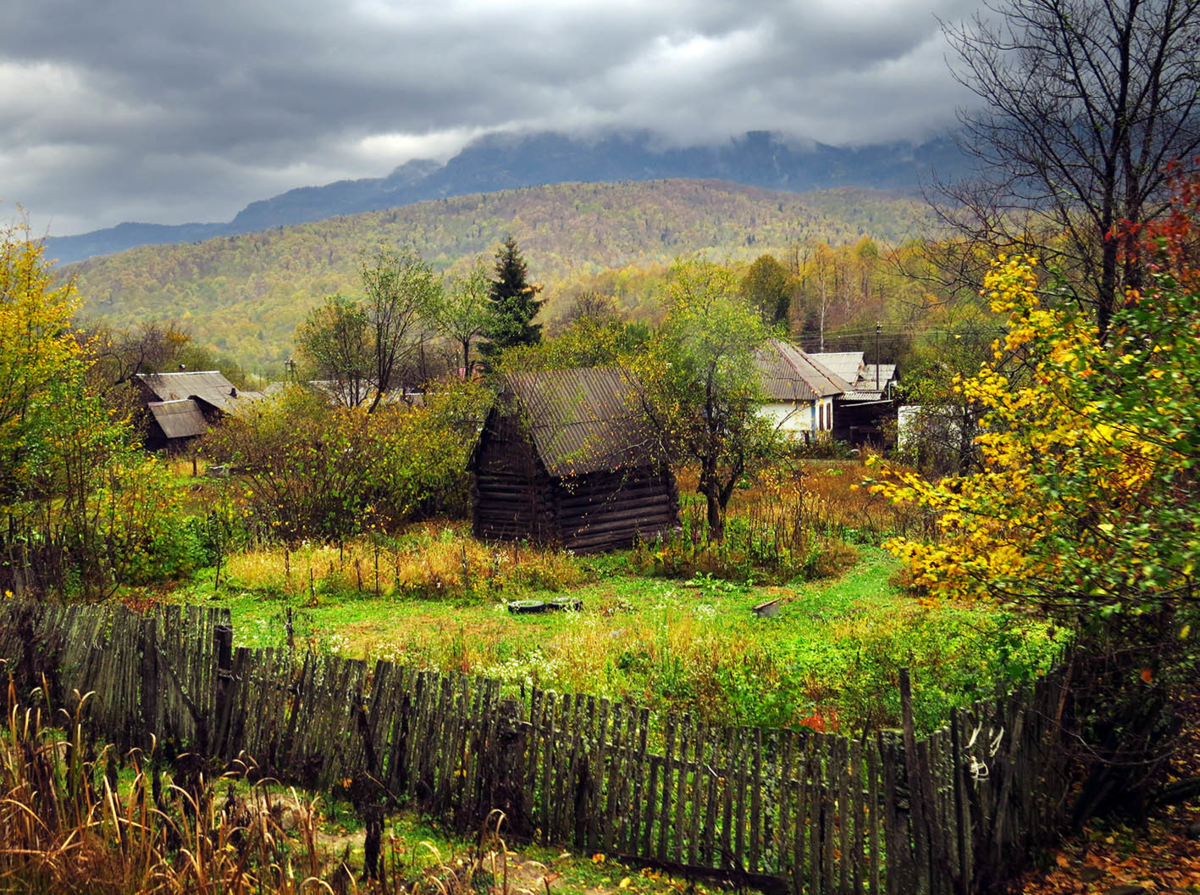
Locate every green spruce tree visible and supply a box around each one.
[481,237,543,360]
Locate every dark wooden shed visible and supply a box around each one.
[470,367,679,552]
[134,371,263,451]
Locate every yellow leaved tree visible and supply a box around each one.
[871,201,1200,819]
[1,221,195,597]
[871,255,1172,612]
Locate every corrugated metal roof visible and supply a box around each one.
[501,367,653,477]
[809,351,864,384]
[136,371,263,412]
[855,364,897,389]
[147,399,208,439]
[756,340,849,401]
[841,389,888,402]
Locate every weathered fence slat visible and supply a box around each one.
[0,600,1083,895]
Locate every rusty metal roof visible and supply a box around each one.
[500,367,653,477]
[136,371,263,413]
[147,399,208,440]
[756,340,849,401]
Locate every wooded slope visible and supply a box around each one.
[64,179,933,367]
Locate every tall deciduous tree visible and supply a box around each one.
[630,261,781,539]
[295,294,374,407]
[741,254,793,326]
[359,247,441,411]
[940,0,1200,339]
[1,223,192,597]
[0,222,89,501]
[429,260,493,378]
[481,237,543,360]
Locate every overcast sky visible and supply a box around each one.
[2,0,981,237]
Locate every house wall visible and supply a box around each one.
[760,397,834,438]
[472,413,558,543]
[833,398,897,446]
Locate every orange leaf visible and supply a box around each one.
[1140,668,1154,683]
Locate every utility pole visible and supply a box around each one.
[875,322,881,390]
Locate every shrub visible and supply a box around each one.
[203,380,490,541]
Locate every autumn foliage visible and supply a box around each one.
[872,174,1200,634]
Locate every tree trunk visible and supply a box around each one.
[705,488,724,541]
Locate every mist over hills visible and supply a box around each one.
[67,178,935,369]
[46,130,964,264]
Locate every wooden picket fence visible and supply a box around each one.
[0,598,1075,894]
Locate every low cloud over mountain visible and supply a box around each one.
[3,0,981,237]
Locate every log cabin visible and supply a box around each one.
[469,367,679,552]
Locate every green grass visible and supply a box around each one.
[317,808,752,895]
[169,545,1066,734]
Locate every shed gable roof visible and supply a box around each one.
[809,351,865,385]
[498,367,653,478]
[136,371,262,412]
[147,399,208,439]
[756,340,849,401]
[855,364,897,390]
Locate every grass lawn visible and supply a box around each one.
[169,539,1065,735]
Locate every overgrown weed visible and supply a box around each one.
[224,523,590,603]
[0,680,529,894]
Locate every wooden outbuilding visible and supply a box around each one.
[134,370,262,451]
[469,367,678,552]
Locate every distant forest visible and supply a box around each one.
[63,179,936,370]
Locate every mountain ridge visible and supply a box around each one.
[46,130,964,264]
[66,178,935,369]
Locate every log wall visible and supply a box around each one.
[472,412,679,552]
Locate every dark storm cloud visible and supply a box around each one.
[0,0,982,235]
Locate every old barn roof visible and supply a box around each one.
[147,399,208,439]
[136,371,262,412]
[500,367,653,478]
[756,340,849,401]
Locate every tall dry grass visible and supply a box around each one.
[224,523,590,602]
[674,460,933,543]
[0,678,523,894]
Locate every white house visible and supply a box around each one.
[754,340,849,439]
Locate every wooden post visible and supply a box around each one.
[900,668,957,895]
[212,623,235,755]
[879,728,909,895]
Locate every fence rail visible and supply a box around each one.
[0,598,1073,895]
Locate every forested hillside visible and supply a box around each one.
[65,179,933,368]
[45,130,964,263]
